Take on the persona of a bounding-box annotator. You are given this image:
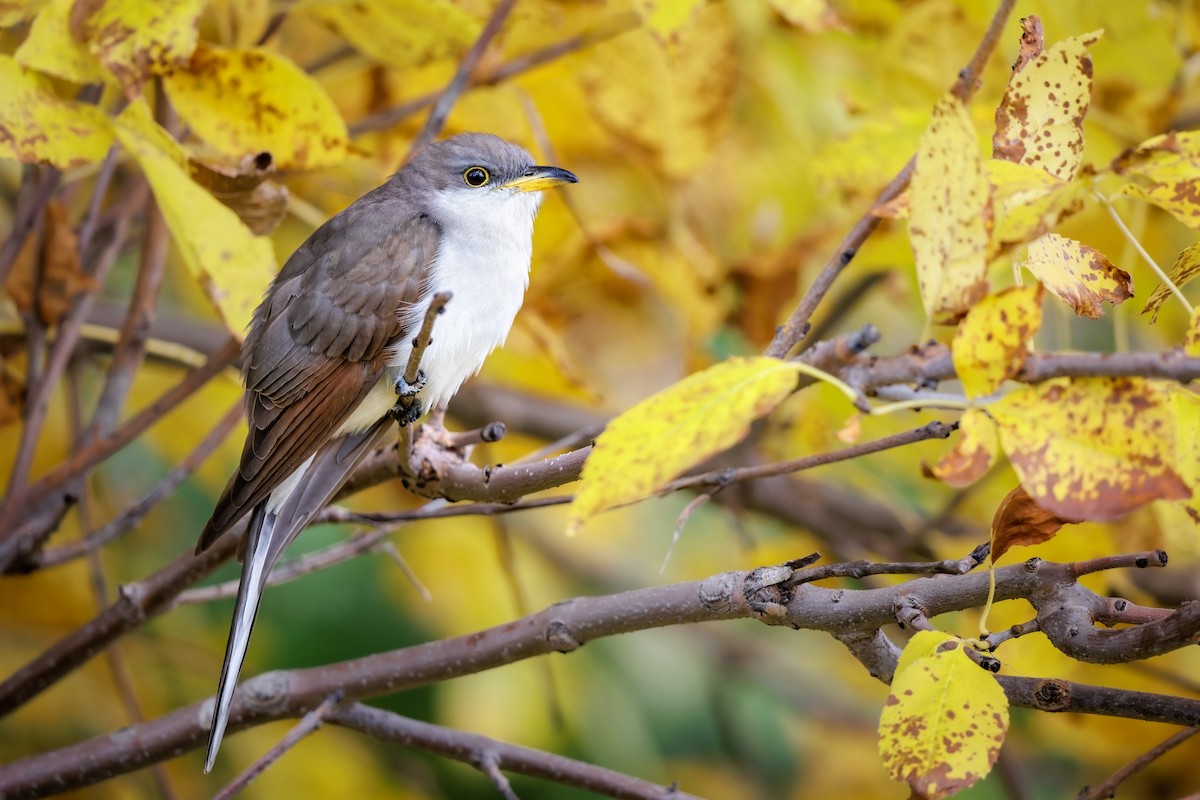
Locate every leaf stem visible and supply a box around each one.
[1096,190,1194,314]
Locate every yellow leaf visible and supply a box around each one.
[1116,131,1200,230]
[13,0,105,84]
[952,285,1044,399]
[1167,387,1200,528]
[992,30,1102,181]
[1186,308,1200,357]
[880,630,1009,800]
[575,1,734,178]
[567,357,802,534]
[909,95,992,324]
[296,0,482,68]
[112,100,276,337]
[163,43,351,170]
[928,407,998,488]
[1023,233,1132,319]
[0,0,47,26]
[988,378,1191,521]
[767,0,841,32]
[73,0,204,97]
[987,160,1084,251]
[0,55,114,168]
[1142,243,1200,323]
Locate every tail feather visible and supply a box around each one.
[202,418,393,772]
[204,502,270,773]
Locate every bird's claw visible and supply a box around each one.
[390,397,423,427]
[394,369,427,398]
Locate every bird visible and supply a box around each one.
[195,132,578,772]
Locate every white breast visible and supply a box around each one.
[394,187,541,409]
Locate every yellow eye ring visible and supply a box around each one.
[463,166,490,187]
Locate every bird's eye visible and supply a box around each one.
[463,167,490,187]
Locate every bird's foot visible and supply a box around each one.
[394,369,427,398]
[390,398,424,427]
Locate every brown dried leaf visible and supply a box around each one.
[1010,16,1043,74]
[1142,243,1200,323]
[992,30,1102,181]
[0,356,22,427]
[990,484,1078,563]
[3,203,97,326]
[3,230,38,315]
[189,153,289,236]
[1023,234,1132,319]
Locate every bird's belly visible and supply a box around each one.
[337,378,398,435]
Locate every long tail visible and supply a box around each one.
[202,418,392,773]
[204,501,272,772]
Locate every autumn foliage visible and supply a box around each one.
[2,1,1200,799]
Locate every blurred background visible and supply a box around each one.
[3,0,1200,797]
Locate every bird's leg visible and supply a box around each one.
[390,369,427,426]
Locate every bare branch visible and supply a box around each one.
[1077,728,1200,800]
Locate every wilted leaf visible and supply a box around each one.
[567,357,802,533]
[576,1,734,178]
[990,484,1079,562]
[189,154,289,236]
[296,0,481,68]
[1142,243,1200,323]
[1115,131,1200,230]
[909,95,992,324]
[928,408,998,487]
[880,630,1009,800]
[1009,15,1043,74]
[112,100,276,336]
[40,202,95,325]
[163,43,352,170]
[0,55,113,168]
[71,0,204,97]
[992,30,1102,181]
[1023,233,1132,319]
[0,357,22,427]
[988,377,1191,521]
[952,285,1043,399]
[987,160,1084,251]
[13,0,105,83]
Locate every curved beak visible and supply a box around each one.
[501,165,579,193]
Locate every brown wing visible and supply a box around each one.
[197,188,440,552]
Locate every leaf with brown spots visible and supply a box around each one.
[1142,243,1200,323]
[988,377,1191,521]
[112,99,276,336]
[990,484,1079,563]
[71,0,204,98]
[952,284,1044,399]
[567,357,805,534]
[992,29,1102,181]
[0,54,113,168]
[929,408,998,487]
[1009,15,1043,74]
[987,160,1084,252]
[1023,233,1132,319]
[879,630,1010,800]
[909,95,992,324]
[163,43,352,170]
[1185,308,1200,358]
[1115,131,1200,231]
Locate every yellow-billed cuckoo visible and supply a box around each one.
[196,133,577,771]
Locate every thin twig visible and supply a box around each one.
[349,14,638,138]
[766,0,1018,357]
[1076,727,1199,800]
[405,0,518,160]
[213,691,346,800]
[330,704,700,800]
[32,401,245,570]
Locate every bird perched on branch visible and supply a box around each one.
[196,133,577,771]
